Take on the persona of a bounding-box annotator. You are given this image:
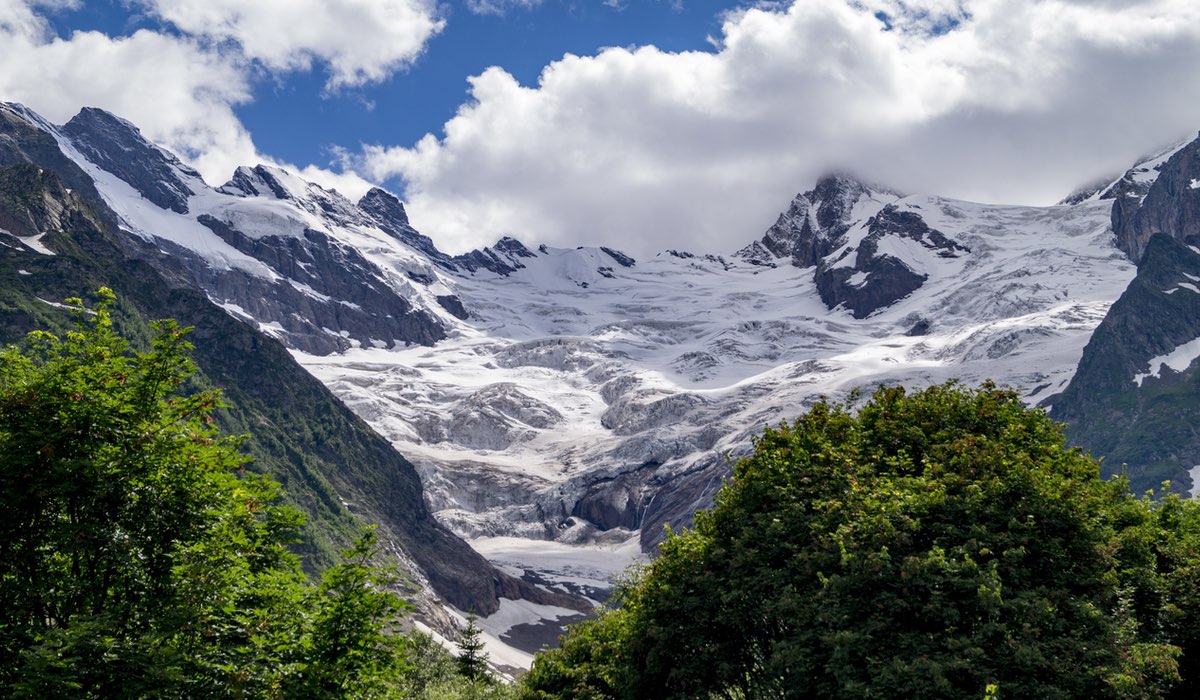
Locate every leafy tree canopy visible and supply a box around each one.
[521,383,1200,700]
[0,289,516,698]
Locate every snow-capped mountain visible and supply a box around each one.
[1052,133,1200,495]
[6,101,1199,666]
[305,175,1133,554]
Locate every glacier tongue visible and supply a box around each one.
[291,195,1134,666]
[20,103,1158,668]
[298,196,1135,558]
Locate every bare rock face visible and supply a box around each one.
[815,205,968,318]
[1111,134,1200,263]
[196,214,446,354]
[0,104,119,232]
[737,174,881,267]
[358,186,459,268]
[61,107,197,214]
[452,236,539,276]
[735,174,964,317]
[1053,233,1200,493]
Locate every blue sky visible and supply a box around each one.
[39,0,739,184]
[4,0,1200,255]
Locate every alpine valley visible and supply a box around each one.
[3,102,1200,669]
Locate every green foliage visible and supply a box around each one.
[0,290,447,697]
[400,629,518,700]
[517,601,636,700]
[457,614,490,681]
[521,382,1200,700]
[293,528,412,697]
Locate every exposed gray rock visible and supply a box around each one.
[1111,134,1200,263]
[1053,232,1200,493]
[61,107,196,214]
[600,246,636,267]
[220,164,293,200]
[358,187,460,269]
[736,174,902,269]
[571,467,654,531]
[436,294,469,319]
[197,214,446,354]
[815,205,966,318]
[0,104,119,232]
[451,236,539,276]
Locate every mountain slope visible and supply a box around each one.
[1052,132,1200,494]
[15,101,1200,666]
[0,104,584,629]
[1051,234,1200,493]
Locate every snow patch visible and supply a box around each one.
[36,297,94,314]
[1134,336,1200,386]
[1191,465,1200,499]
[17,269,31,276]
[1190,178,1200,190]
[17,233,55,256]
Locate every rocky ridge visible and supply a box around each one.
[0,104,591,665]
[12,101,1200,667]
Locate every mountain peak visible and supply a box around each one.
[219,164,296,200]
[358,187,410,228]
[1110,133,1200,263]
[61,106,199,214]
[735,171,902,267]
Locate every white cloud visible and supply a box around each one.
[0,7,259,182]
[464,0,543,17]
[134,0,445,90]
[363,0,1200,256]
[0,0,385,195]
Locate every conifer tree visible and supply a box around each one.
[457,614,491,681]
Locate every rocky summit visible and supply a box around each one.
[4,101,1200,668]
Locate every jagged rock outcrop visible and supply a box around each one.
[0,104,118,232]
[815,205,967,318]
[54,111,452,355]
[1110,134,1200,262]
[737,174,883,267]
[1052,233,1200,492]
[61,107,197,214]
[737,175,965,318]
[0,162,80,238]
[195,214,445,354]
[357,186,465,274]
[600,246,635,268]
[452,236,539,276]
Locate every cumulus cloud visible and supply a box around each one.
[134,0,444,90]
[0,4,258,182]
[362,0,1200,256]
[0,0,392,194]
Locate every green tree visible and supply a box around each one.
[457,614,490,681]
[522,382,1200,700]
[291,528,412,697]
[0,290,413,697]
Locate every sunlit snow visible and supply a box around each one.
[1133,336,1200,387]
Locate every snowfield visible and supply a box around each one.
[26,100,1150,667]
[296,193,1135,659]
